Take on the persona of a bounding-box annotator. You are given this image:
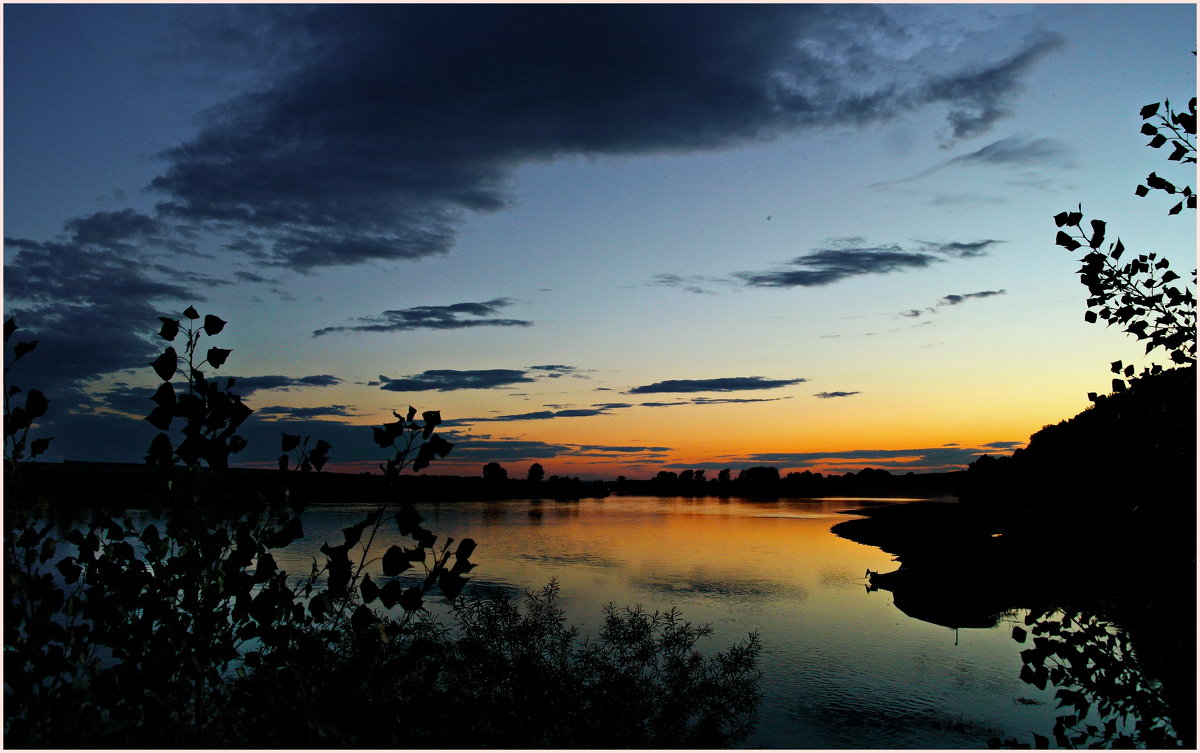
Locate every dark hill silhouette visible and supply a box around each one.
[834,365,1196,747]
[962,364,1195,508]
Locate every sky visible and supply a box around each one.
[3,3,1196,480]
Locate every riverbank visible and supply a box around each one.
[832,497,1195,747]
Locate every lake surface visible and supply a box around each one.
[273,495,1063,748]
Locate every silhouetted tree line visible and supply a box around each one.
[613,464,963,499]
[963,364,1195,511]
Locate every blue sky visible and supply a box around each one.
[4,4,1195,479]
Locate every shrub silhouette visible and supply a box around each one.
[4,309,763,748]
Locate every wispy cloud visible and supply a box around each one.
[736,240,941,289]
[899,289,1007,318]
[255,404,359,419]
[814,391,860,399]
[915,239,1005,258]
[313,298,530,337]
[378,369,535,392]
[629,376,805,394]
[230,374,343,395]
[873,134,1074,188]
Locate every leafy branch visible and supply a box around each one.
[144,306,250,469]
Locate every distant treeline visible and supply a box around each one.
[21,458,968,508]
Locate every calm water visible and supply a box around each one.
[271,495,1062,748]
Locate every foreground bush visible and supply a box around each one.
[226,583,763,748]
[5,310,762,748]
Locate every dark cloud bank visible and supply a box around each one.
[145,5,1060,273]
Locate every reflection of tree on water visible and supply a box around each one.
[836,499,1194,749]
[1000,609,1179,748]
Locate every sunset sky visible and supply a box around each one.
[4,4,1196,479]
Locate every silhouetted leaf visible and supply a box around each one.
[14,340,37,360]
[151,348,178,381]
[281,433,301,453]
[399,586,423,612]
[253,552,277,583]
[407,405,417,422]
[361,574,380,604]
[1109,239,1124,260]
[351,604,375,632]
[372,427,393,448]
[395,505,424,536]
[145,406,174,431]
[1162,270,1180,283]
[1135,184,1149,197]
[341,519,370,549]
[1012,625,1027,643]
[183,305,200,320]
[145,432,172,466]
[158,317,180,341]
[1088,220,1105,248]
[1110,360,1123,374]
[1148,134,1167,148]
[278,453,289,472]
[438,572,467,600]
[427,434,455,459]
[203,314,226,336]
[1084,311,1097,323]
[382,545,412,576]
[56,557,82,584]
[24,389,48,419]
[207,347,232,369]
[1168,202,1182,215]
[1168,142,1188,161]
[1055,232,1082,252]
[378,580,404,609]
[1140,102,1160,119]
[309,591,331,621]
[30,437,52,458]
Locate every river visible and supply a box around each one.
[268,495,1064,748]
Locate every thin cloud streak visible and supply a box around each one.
[312,298,530,337]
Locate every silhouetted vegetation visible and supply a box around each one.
[4,310,762,747]
[837,90,1196,750]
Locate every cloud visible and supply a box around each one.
[3,232,200,406]
[313,298,530,337]
[629,376,805,394]
[449,406,617,424]
[737,241,941,288]
[141,6,1061,271]
[899,289,1007,318]
[529,364,585,379]
[916,239,1005,258]
[255,405,359,419]
[653,273,736,295]
[379,369,535,392]
[228,374,342,395]
[945,134,1074,168]
[874,134,1074,187]
[940,289,1006,306]
[814,391,860,399]
[663,444,1017,473]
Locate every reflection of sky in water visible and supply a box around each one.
[277,496,1062,747]
[57,496,1062,748]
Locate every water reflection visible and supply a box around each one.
[1002,608,1181,748]
[275,496,1061,747]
